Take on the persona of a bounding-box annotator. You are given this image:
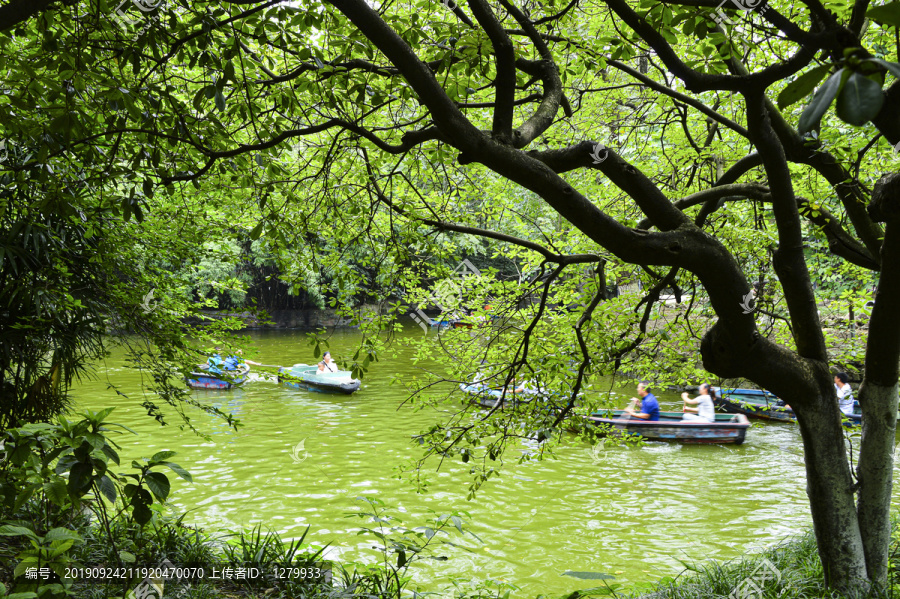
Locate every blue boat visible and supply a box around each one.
[713,387,861,425]
[278,364,361,394]
[187,363,250,390]
[589,410,751,444]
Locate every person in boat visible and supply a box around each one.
[681,384,716,422]
[510,379,527,394]
[230,349,262,367]
[203,350,228,375]
[835,372,855,415]
[318,351,339,373]
[206,349,260,373]
[624,381,659,421]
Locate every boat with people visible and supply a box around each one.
[588,410,751,444]
[713,387,796,422]
[187,363,250,390]
[459,382,535,408]
[278,364,361,394]
[713,387,862,425]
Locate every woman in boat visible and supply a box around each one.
[318,351,339,373]
[681,384,716,422]
[835,372,855,415]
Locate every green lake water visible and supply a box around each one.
[72,328,896,597]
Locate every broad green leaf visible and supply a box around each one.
[798,68,847,133]
[867,2,900,26]
[13,559,40,579]
[250,221,264,240]
[144,471,171,501]
[98,474,117,503]
[160,461,193,482]
[835,72,884,126]
[48,539,75,558]
[84,432,106,449]
[777,64,831,109]
[214,88,226,112]
[132,501,153,525]
[0,525,39,540]
[67,462,94,495]
[865,58,900,80]
[43,479,69,506]
[44,527,83,543]
[150,450,177,463]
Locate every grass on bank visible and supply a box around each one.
[567,522,900,599]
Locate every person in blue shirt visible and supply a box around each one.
[205,348,260,374]
[624,381,660,421]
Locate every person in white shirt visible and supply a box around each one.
[682,383,716,422]
[318,351,338,373]
[835,372,855,415]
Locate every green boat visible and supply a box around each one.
[277,364,361,395]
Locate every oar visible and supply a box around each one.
[616,398,638,422]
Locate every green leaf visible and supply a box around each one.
[150,450,177,463]
[799,68,846,133]
[144,471,171,501]
[132,502,153,525]
[835,72,884,126]
[160,462,193,482]
[44,527,82,543]
[119,550,137,563]
[0,525,39,540]
[84,432,106,449]
[777,63,831,109]
[867,2,900,26]
[48,539,75,558]
[97,474,117,503]
[67,462,94,495]
[86,406,116,423]
[250,221,264,240]
[214,88,226,112]
[451,515,463,533]
[43,480,69,506]
[865,58,900,80]
[101,444,120,465]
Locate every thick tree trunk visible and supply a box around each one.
[857,177,900,586]
[856,380,898,585]
[791,385,869,592]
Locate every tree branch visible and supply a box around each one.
[466,0,517,141]
[744,91,827,361]
[604,0,816,93]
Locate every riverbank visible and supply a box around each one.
[617,523,900,599]
[6,511,895,598]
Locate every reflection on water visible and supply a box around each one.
[71,329,892,597]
